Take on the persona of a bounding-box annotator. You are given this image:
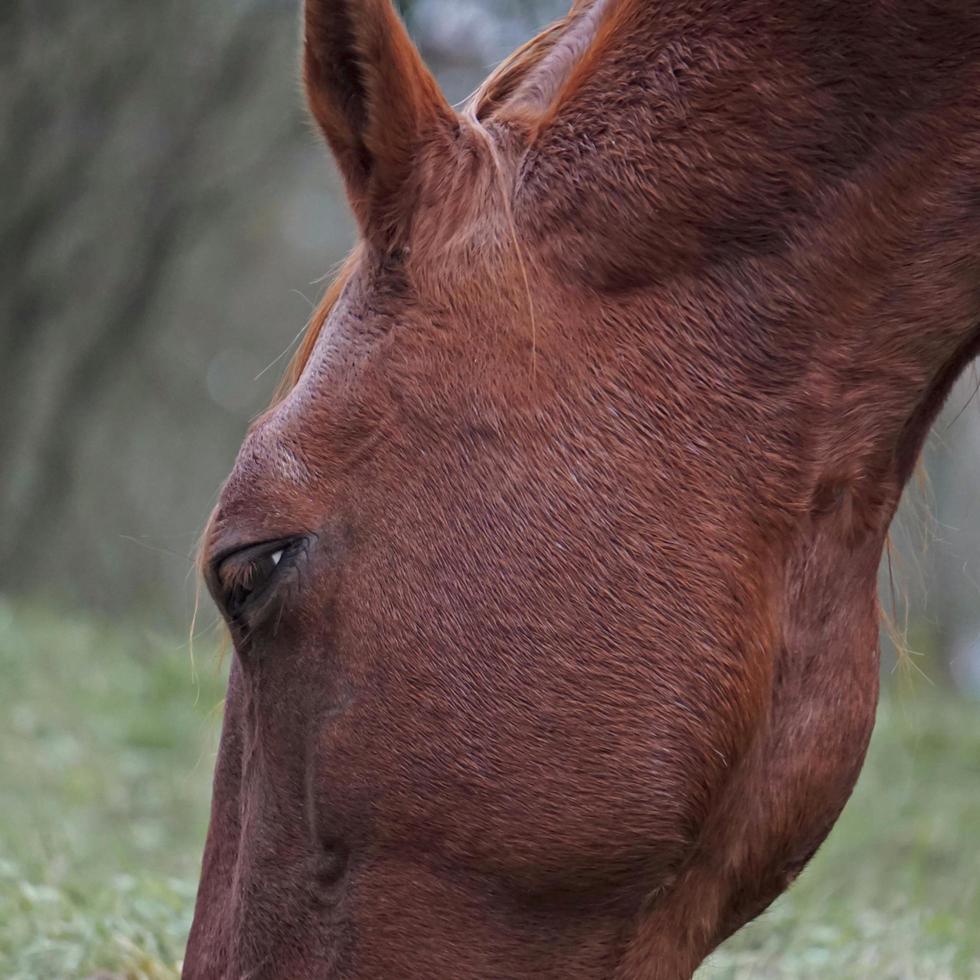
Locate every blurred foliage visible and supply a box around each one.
[0,598,225,978]
[0,599,977,977]
[2,0,326,625]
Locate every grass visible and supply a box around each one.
[0,598,226,980]
[0,598,978,978]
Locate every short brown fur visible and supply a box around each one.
[185,1,980,977]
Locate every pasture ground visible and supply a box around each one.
[0,598,978,979]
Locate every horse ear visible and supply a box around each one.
[303,0,456,248]
[485,0,611,132]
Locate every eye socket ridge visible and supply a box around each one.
[213,537,301,620]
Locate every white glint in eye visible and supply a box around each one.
[270,550,283,567]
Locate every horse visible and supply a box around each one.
[183,1,980,976]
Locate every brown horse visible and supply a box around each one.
[184,1,980,976]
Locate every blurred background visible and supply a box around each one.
[1,1,978,977]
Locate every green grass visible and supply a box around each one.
[0,599,226,979]
[0,598,978,978]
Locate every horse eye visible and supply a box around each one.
[217,545,286,618]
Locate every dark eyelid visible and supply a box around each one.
[209,535,308,623]
[209,536,301,579]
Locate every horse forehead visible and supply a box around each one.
[222,408,315,510]
[246,419,311,485]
